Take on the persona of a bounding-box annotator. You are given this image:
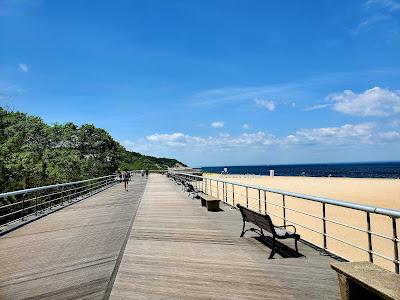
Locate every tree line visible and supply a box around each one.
[0,107,185,193]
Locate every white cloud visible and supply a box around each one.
[147,132,185,143]
[286,123,376,145]
[142,122,390,152]
[327,86,400,116]
[379,131,400,140]
[18,63,29,72]
[365,0,400,12]
[242,123,250,129]
[354,0,400,34]
[254,98,276,111]
[211,121,224,128]
[303,103,331,111]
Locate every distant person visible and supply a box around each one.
[141,169,145,177]
[145,169,149,177]
[123,171,130,191]
[117,170,122,182]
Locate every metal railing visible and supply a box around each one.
[0,175,117,229]
[170,172,400,273]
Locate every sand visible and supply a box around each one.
[202,174,400,272]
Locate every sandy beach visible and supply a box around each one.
[203,174,400,272]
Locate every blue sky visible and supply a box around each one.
[1,0,400,166]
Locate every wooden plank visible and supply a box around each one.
[0,176,147,300]
[110,174,340,299]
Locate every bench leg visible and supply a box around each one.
[295,237,299,252]
[268,236,276,259]
[240,221,246,237]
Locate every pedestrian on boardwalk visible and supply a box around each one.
[123,171,130,191]
[118,170,122,182]
[145,169,149,177]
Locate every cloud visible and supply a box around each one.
[242,123,250,129]
[378,131,400,140]
[286,123,376,146]
[365,0,400,12]
[327,86,400,116]
[0,94,11,100]
[254,98,276,111]
[354,0,400,34]
[18,63,29,72]
[303,103,331,111]
[192,81,306,106]
[142,122,392,153]
[211,121,224,128]
[146,132,186,146]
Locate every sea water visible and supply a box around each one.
[202,161,400,179]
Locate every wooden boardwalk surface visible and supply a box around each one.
[110,174,340,299]
[0,176,147,300]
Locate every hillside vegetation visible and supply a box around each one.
[0,107,186,193]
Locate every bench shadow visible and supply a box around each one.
[253,236,304,259]
[209,208,224,212]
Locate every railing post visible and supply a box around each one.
[21,197,25,220]
[367,212,373,263]
[392,217,399,274]
[217,181,219,199]
[223,182,225,202]
[322,203,327,250]
[210,179,212,196]
[258,189,261,213]
[246,187,248,208]
[225,183,228,203]
[282,195,286,227]
[232,184,235,207]
[264,191,267,214]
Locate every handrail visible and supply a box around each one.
[0,175,118,231]
[173,172,400,218]
[0,175,116,198]
[170,171,400,274]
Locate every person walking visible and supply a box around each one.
[118,170,122,183]
[123,171,130,191]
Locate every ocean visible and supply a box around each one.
[201,161,400,179]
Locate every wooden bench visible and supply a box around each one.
[198,193,220,212]
[237,204,300,259]
[331,262,400,300]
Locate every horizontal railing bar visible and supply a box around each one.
[0,178,115,226]
[218,185,398,242]
[1,178,111,210]
[174,172,400,218]
[0,175,115,198]
[213,186,397,242]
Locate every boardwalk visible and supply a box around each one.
[110,174,340,299]
[0,176,147,299]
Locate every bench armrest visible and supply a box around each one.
[275,224,296,234]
